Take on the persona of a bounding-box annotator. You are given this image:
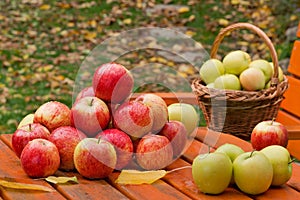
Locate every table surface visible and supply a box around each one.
[0,127,299,200]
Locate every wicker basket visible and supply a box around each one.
[191,23,289,140]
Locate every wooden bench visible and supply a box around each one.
[276,22,300,160]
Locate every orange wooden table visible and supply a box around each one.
[0,127,300,200]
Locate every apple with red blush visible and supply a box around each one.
[49,126,86,171]
[251,120,288,150]
[34,101,71,132]
[113,100,153,139]
[20,139,60,178]
[12,123,50,157]
[96,128,133,170]
[75,86,95,102]
[92,62,134,104]
[136,134,173,170]
[71,96,110,137]
[135,93,168,133]
[73,138,117,179]
[159,120,188,158]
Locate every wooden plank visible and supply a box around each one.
[195,128,253,152]
[287,163,300,192]
[279,76,300,118]
[287,140,300,160]
[297,22,300,38]
[288,40,300,77]
[286,126,300,140]
[108,173,191,200]
[276,110,300,126]
[254,184,300,200]
[0,140,66,200]
[181,139,211,163]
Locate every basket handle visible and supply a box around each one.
[210,22,279,87]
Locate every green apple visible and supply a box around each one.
[261,145,293,186]
[239,68,265,91]
[167,103,199,135]
[269,62,284,83]
[192,152,232,194]
[249,59,273,83]
[223,50,251,75]
[233,151,273,195]
[215,143,244,162]
[199,59,225,84]
[18,113,35,129]
[214,74,241,90]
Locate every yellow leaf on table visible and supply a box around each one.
[115,170,167,184]
[45,176,78,184]
[0,180,54,192]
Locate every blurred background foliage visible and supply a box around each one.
[0,0,299,133]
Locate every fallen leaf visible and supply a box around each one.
[45,176,78,184]
[115,166,191,185]
[0,180,54,192]
[39,4,51,10]
[178,6,190,13]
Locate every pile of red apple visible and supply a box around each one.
[12,62,196,179]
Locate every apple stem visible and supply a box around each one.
[249,149,255,157]
[90,98,94,106]
[167,166,192,174]
[288,158,296,165]
[97,136,101,144]
[29,123,32,132]
[271,117,275,125]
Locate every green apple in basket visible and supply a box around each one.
[249,59,273,84]
[199,59,225,84]
[265,62,284,89]
[214,74,241,90]
[239,68,265,91]
[222,50,251,75]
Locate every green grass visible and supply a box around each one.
[0,0,299,134]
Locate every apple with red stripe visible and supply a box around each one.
[251,120,288,150]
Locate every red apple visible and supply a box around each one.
[135,93,168,133]
[49,126,86,171]
[71,96,110,137]
[73,138,117,179]
[20,139,60,178]
[113,101,153,139]
[34,101,71,132]
[159,120,188,158]
[92,62,134,103]
[75,86,95,102]
[12,123,50,157]
[136,134,173,170]
[251,120,288,150]
[96,128,133,170]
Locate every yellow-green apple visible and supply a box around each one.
[73,138,117,179]
[113,101,153,139]
[206,82,214,88]
[214,74,241,90]
[135,93,168,133]
[20,139,60,178]
[71,96,110,137]
[222,50,251,75]
[261,145,293,186]
[12,123,50,157]
[96,128,133,170]
[167,103,199,135]
[17,113,34,129]
[192,152,232,194]
[199,59,225,84]
[249,59,273,83]
[159,120,188,158]
[34,101,71,132]
[49,126,86,171]
[136,134,173,170]
[215,143,244,162]
[92,62,134,103]
[75,86,95,102]
[250,120,288,150]
[270,62,284,82]
[233,151,273,195]
[239,68,265,91]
